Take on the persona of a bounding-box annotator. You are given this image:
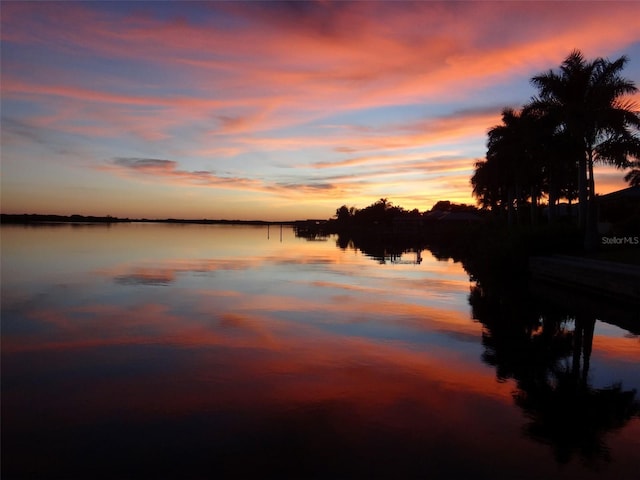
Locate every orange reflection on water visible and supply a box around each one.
[3,224,640,479]
[592,334,640,363]
[3,301,512,423]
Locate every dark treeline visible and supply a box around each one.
[305,50,640,265]
[471,50,640,250]
[332,198,478,227]
[299,198,487,262]
[299,193,582,272]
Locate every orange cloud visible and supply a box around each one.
[3,2,638,139]
[2,1,639,218]
[98,157,357,199]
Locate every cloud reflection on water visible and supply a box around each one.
[2,224,639,479]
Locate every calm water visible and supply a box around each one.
[1,223,639,479]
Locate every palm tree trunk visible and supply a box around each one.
[577,156,588,231]
[507,188,515,226]
[585,151,599,251]
[515,183,523,225]
[530,186,538,226]
[548,165,561,223]
[547,186,557,223]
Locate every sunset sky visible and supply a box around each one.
[2,1,640,221]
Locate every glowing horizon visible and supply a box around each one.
[2,1,639,221]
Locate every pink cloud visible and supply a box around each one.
[2,1,638,216]
[99,157,361,200]
[102,157,268,189]
[3,2,638,134]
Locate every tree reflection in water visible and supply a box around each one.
[328,229,639,469]
[469,275,639,468]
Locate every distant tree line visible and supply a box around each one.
[334,198,419,227]
[471,50,640,249]
[332,198,478,229]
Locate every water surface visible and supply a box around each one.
[2,223,638,479]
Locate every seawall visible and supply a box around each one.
[529,255,640,302]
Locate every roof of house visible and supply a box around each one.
[425,211,483,222]
[599,186,640,202]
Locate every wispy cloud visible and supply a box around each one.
[4,2,637,141]
[2,1,637,216]
[106,157,267,189]
[103,157,353,199]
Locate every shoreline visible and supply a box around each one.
[0,213,298,226]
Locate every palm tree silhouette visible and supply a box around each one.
[485,108,529,224]
[476,107,551,224]
[624,160,640,187]
[529,50,640,249]
[471,158,503,213]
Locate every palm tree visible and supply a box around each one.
[471,159,502,213]
[518,107,556,225]
[542,129,579,222]
[624,160,640,187]
[484,108,526,224]
[529,50,640,249]
[477,107,548,225]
